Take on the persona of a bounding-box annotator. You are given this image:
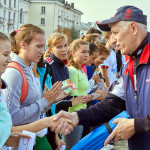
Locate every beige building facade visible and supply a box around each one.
[29,0,83,40]
[0,0,29,35]
[0,0,83,40]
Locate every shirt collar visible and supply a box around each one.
[50,53,67,66]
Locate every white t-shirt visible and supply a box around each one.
[100,50,117,85]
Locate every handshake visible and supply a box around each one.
[49,111,79,135]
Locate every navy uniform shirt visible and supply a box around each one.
[44,53,72,112]
[45,53,69,85]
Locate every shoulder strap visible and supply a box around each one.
[7,62,28,104]
[42,64,50,90]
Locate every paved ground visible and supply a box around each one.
[100,139,128,150]
[113,139,128,150]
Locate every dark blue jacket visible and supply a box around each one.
[77,32,150,150]
[45,53,69,85]
[122,33,150,150]
[44,54,72,112]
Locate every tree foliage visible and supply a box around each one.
[70,26,80,41]
[55,25,80,46]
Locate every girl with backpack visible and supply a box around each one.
[0,32,32,149]
[2,24,71,149]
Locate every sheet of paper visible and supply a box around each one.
[62,79,77,94]
[93,68,101,76]
[60,145,66,150]
[56,145,66,150]
[18,130,36,150]
[90,93,101,100]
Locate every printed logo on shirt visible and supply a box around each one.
[45,57,54,65]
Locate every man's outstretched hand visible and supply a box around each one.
[51,111,79,134]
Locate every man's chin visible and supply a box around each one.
[120,50,126,55]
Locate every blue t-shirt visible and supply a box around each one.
[86,65,95,80]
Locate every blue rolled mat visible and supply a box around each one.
[71,111,130,150]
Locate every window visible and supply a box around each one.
[8,12,11,20]
[13,13,15,21]
[9,0,11,7]
[4,11,6,19]
[20,8,23,23]
[8,12,11,23]
[41,6,45,14]
[14,0,16,8]
[41,18,45,25]
[4,0,6,5]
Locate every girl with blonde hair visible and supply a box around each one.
[63,39,93,149]
[44,32,85,149]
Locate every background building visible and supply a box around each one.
[0,0,83,40]
[0,0,29,35]
[29,0,83,40]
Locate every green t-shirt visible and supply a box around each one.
[68,66,89,112]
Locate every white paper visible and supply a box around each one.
[36,128,47,138]
[91,93,101,100]
[60,145,66,150]
[56,145,66,150]
[18,130,36,150]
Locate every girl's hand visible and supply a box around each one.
[81,95,93,103]
[95,87,108,100]
[70,96,85,106]
[56,88,71,101]
[42,81,62,104]
[5,132,31,147]
[94,74,101,85]
[55,134,66,150]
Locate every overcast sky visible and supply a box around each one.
[68,0,150,30]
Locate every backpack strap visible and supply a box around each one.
[44,57,53,78]
[42,64,50,90]
[7,62,28,104]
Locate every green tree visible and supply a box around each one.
[70,26,80,41]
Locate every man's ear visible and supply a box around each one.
[130,21,138,35]
[20,41,27,49]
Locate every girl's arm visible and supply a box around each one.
[11,116,72,135]
[2,68,50,125]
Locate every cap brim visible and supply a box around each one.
[96,18,120,31]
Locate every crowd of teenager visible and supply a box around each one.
[1,5,149,150]
[0,23,125,150]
